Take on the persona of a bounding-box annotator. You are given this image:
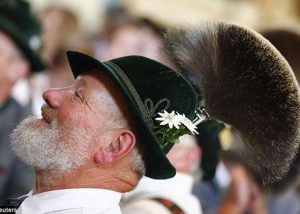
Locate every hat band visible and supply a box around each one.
[104,61,155,130]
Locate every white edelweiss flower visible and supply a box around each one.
[180,114,199,135]
[155,110,181,129]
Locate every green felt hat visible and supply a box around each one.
[66,51,199,179]
[0,0,45,71]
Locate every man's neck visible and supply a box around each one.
[34,164,140,194]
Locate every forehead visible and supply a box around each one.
[75,70,109,89]
[74,69,125,106]
[0,31,18,50]
[74,69,130,126]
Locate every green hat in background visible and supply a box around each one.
[66,51,199,179]
[0,0,45,71]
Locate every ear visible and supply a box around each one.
[94,129,136,165]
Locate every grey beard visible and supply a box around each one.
[10,116,92,174]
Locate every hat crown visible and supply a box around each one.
[0,0,41,40]
[0,0,45,71]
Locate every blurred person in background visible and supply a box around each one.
[261,28,300,214]
[38,6,80,65]
[121,135,202,214]
[94,7,165,62]
[217,150,268,214]
[30,6,93,116]
[192,120,224,214]
[0,0,45,202]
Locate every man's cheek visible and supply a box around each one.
[57,109,79,126]
[60,112,90,131]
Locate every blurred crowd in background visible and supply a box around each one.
[1,0,300,213]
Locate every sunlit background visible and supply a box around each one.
[29,0,300,36]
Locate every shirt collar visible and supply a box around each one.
[18,188,122,214]
[123,172,194,200]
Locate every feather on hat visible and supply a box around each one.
[164,21,300,185]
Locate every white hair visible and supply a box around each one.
[129,147,146,178]
[10,116,93,173]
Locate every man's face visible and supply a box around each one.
[0,31,28,81]
[11,70,128,173]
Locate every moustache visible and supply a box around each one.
[41,103,56,124]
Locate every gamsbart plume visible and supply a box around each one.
[164,20,300,185]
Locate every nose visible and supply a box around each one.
[42,88,62,109]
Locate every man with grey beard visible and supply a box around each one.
[7,19,300,214]
[9,51,201,214]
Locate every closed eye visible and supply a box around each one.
[75,91,84,102]
[74,90,91,110]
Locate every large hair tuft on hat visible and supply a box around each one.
[164,21,300,185]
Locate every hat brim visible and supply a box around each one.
[0,16,45,72]
[66,51,177,179]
